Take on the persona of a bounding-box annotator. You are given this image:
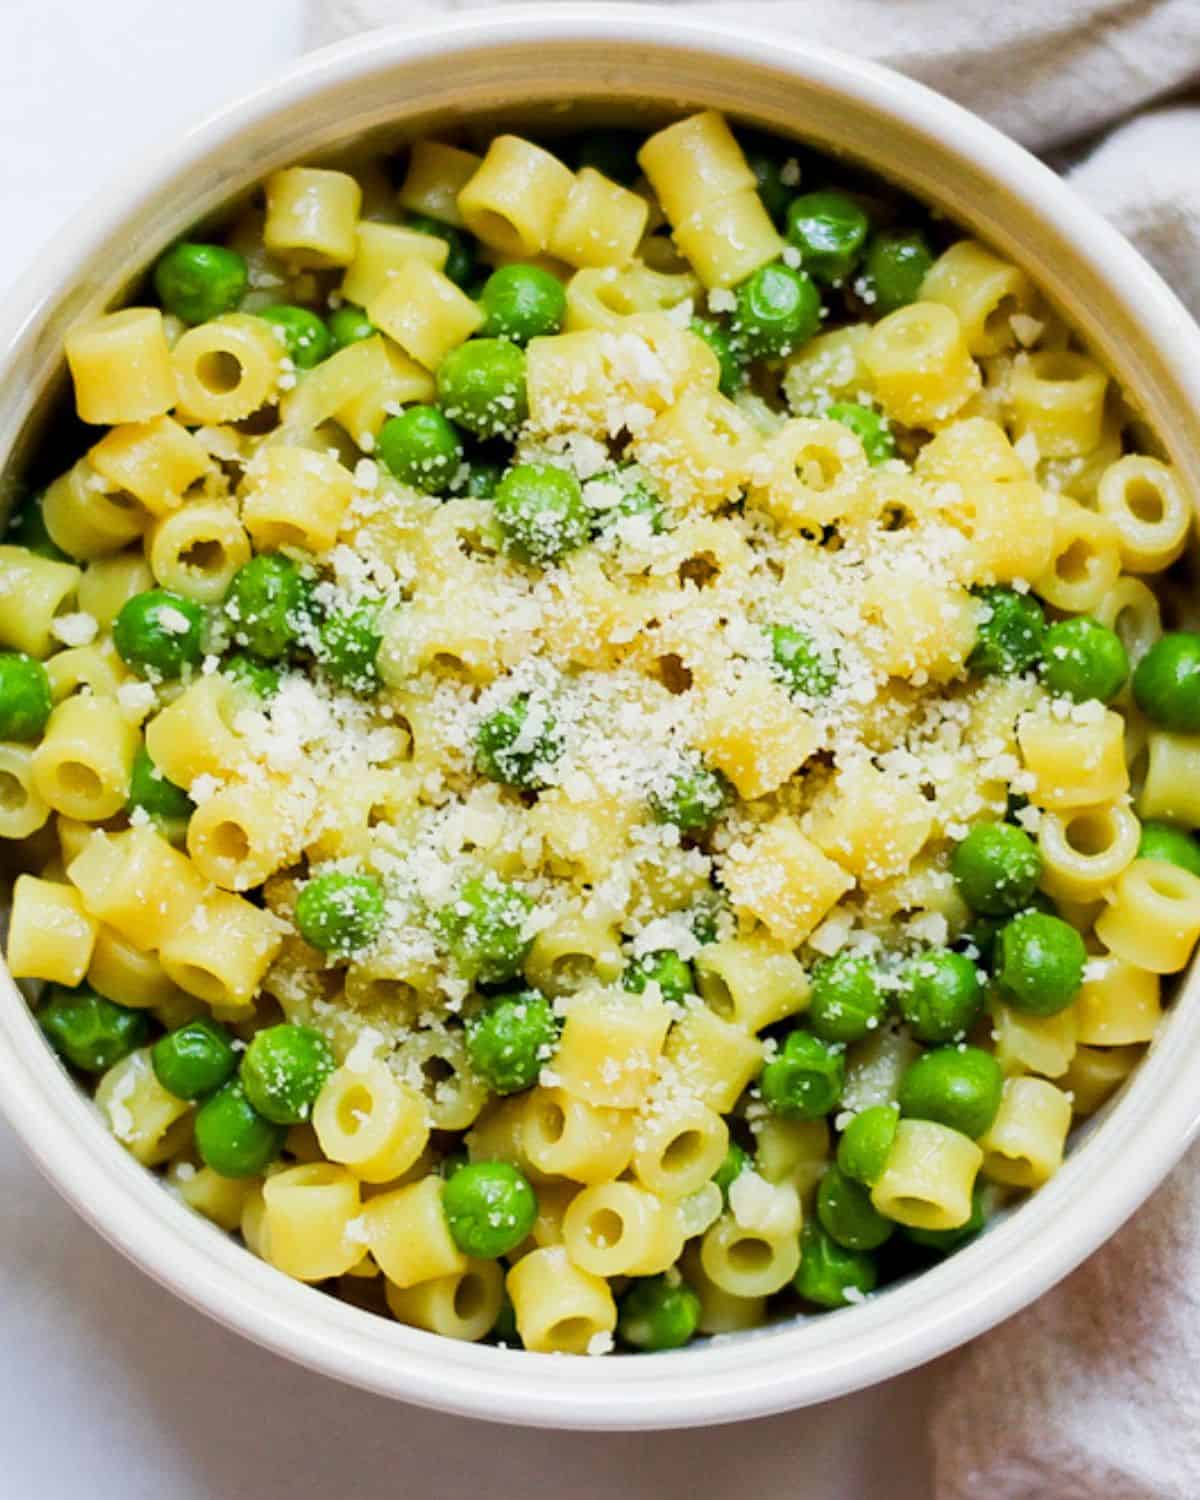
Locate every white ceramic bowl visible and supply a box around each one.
[3,3,1200,1431]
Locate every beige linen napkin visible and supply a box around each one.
[307,2,1200,1492]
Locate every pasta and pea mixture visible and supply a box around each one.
[4,109,1199,1356]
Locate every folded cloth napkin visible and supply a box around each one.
[309,3,1200,1494]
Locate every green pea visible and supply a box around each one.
[649,756,729,833]
[466,989,559,1095]
[1133,632,1200,732]
[39,986,152,1074]
[1139,820,1200,878]
[712,1141,751,1203]
[295,871,387,957]
[740,136,792,225]
[256,305,332,370]
[767,622,838,699]
[1042,617,1129,703]
[437,875,533,986]
[995,909,1086,1015]
[733,262,822,358]
[897,1045,1003,1139]
[861,230,933,315]
[327,303,376,351]
[951,821,1042,917]
[904,1182,986,1255]
[479,264,566,344]
[7,494,67,561]
[836,1104,899,1187]
[405,214,476,288]
[807,951,886,1044]
[153,242,248,325]
[436,339,528,440]
[760,1030,845,1120]
[896,950,984,1043]
[493,463,589,565]
[826,402,896,466]
[461,457,505,499]
[0,653,52,741]
[152,1017,237,1100]
[222,653,280,698]
[442,1160,537,1258]
[225,553,310,660]
[689,317,743,397]
[622,950,695,1004]
[690,890,728,946]
[573,130,642,186]
[786,191,870,286]
[377,405,464,493]
[194,1079,286,1178]
[239,1022,336,1125]
[597,475,668,538]
[316,602,382,695]
[967,586,1046,678]
[794,1220,878,1308]
[817,1163,894,1250]
[617,1273,702,1351]
[475,692,562,789]
[127,745,194,830]
[112,589,205,679]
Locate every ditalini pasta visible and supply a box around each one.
[3,112,1195,1355]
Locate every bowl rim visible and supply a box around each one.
[2,1,1200,1431]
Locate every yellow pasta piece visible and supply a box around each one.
[806,761,933,886]
[158,888,283,1015]
[263,167,362,268]
[240,445,355,553]
[31,695,138,821]
[871,1118,982,1230]
[978,1076,1072,1188]
[1018,707,1128,810]
[1062,1043,1142,1116]
[562,1182,684,1277]
[863,302,980,428]
[1096,454,1189,574]
[697,676,819,800]
[96,1048,192,1165]
[262,1163,363,1281]
[548,168,649,269]
[397,141,481,229]
[554,987,672,1110]
[506,1245,616,1354]
[1034,499,1121,614]
[1010,350,1108,458]
[1094,857,1200,972]
[661,1001,764,1112]
[364,1176,467,1289]
[7,874,97,985]
[990,1001,1077,1079]
[88,416,211,516]
[43,461,148,560]
[1036,802,1141,902]
[67,825,209,950]
[173,315,283,425]
[919,240,1036,356]
[339,221,448,307]
[694,932,810,1032]
[76,550,153,630]
[0,547,81,658]
[457,136,574,259]
[722,814,853,947]
[386,1260,503,1342]
[1139,731,1200,829]
[367,259,484,371]
[520,1087,637,1185]
[65,308,176,424]
[144,673,248,789]
[747,418,870,532]
[1075,957,1161,1045]
[313,1061,430,1184]
[0,744,51,839]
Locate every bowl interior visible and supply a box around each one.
[2,7,1200,1429]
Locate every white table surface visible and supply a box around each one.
[0,4,937,1494]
